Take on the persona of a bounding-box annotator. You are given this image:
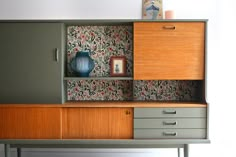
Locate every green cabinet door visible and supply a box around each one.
[0,23,64,104]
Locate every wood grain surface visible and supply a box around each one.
[62,108,133,139]
[0,102,207,108]
[0,107,62,139]
[64,102,207,108]
[134,22,205,80]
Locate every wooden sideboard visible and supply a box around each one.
[0,19,209,157]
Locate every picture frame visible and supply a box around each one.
[142,0,163,19]
[110,56,126,77]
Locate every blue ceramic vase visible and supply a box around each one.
[70,51,95,77]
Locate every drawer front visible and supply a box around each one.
[134,108,206,118]
[134,118,206,129]
[134,129,206,139]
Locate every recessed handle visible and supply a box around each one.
[55,48,59,62]
[163,25,176,30]
[163,121,177,125]
[163,132,177,136]
[163,110,177,114]
[125,110,131,115]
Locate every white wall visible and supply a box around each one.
[1,0,236,157]
[0,0,142,19]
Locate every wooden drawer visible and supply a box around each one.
[134,108,206,118]
[134,22,205,80]
[134,129,206,139]
[134,118,206,129]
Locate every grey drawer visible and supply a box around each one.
[134,108,206,118]
[134,118,206,129]
[134,129,206,139]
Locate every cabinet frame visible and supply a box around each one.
[0,20,209,155]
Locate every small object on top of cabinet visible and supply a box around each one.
[142,0,163,19]
[165,10,175,19]
[70,51,95,77]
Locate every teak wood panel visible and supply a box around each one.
[134,22,205,80]
[62,108,133,139]
[0,102,207,108]
[0,107,61,139]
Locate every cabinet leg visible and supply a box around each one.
[184,144,189,157]
[4,144,11,157]
[178,148,181,157]
[17,148,22,157]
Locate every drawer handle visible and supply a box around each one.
[163,121,177,126]
[163,25,176,30]
[163,110,177,114]
[163,132,177,136]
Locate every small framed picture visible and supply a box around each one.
[110,56,126,77]
[142,0,163,19]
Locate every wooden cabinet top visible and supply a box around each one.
[0,102,207,108]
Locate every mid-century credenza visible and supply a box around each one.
[0,19,209,157]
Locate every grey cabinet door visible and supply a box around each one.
[0,23,64,104]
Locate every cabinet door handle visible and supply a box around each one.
[163,121,177,125]
[125,110,131,115]
[163,110,177,114]
[55,48,59,62]
[163,132,177,136]
[163,25,176,30]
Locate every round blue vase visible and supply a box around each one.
[70,51,95,77]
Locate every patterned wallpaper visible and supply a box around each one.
[67,25,133,77]
[134,80,202,101]
[67,80,202,101]
[67,80,133,101]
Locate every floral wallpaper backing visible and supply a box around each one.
[134,80,202,101]
[67,80,202,101]
[67,25,133,77]
[67,80,133,101]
